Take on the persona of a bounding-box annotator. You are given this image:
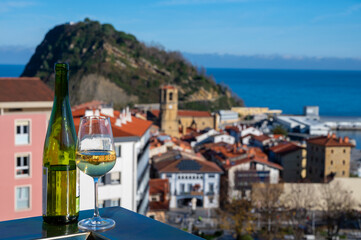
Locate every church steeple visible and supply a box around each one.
[159,85,179,137]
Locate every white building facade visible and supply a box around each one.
[76,105,152,215]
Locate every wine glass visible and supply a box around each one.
[76,116,117,231]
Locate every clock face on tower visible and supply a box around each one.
[169,105,173,109]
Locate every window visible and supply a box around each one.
[343,149,346,153]
[16,154,30,177]
[110,172,121,184]
[169,92,173,101]
[16,186,30,210]
[166,173,172,178]
[331,160,333,165]
[15,120,30,145]
[209,174,215,178]
[180,184,185,193]
[209,183,214,193]
[209,196,214,204]
[110,198,121,207]
[342,171,345,176]
[188,183,192,192]
[331,150,334,154]
[115,145,121,157]
[343,160,346,165]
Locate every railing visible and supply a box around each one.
[0,207,202,240]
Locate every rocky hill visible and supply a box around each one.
[21,18,243,110]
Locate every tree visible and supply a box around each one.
[252,183,284,240]
[319,181,356,240]
[281,184,318,240]
[219,198,255,240]
[272,125,288,136]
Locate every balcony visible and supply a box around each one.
[0,207,202,240]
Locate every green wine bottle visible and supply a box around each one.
[42,63,79,224]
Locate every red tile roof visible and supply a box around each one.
[150,109,212,118]
[269,142,303,155]
[154,150,223,173]
[149,179,169,211]
[71,100,104,110]
[252,134,271,142]
[177,110,212,117]
[307,135,354,147]
[73,111,153,138]
[160,85,176,90]
[0,77,53,102]
[149,179,169,195]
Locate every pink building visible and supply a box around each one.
[0,77,53,221]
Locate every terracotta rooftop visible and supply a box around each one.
[149,179,169,195]
[0,77,53,102]
[73,110,153,138]
[154,150,223,173]
[71,100,105,110]
[160,85,176,90]
[151,109,212,118]
[149,179,169,211]
[251,134,271,142]
[269,142,303,155]
[307,135,354,147]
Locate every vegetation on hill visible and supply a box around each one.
[22,18,243,110]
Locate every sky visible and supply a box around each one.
[1,0,361,65]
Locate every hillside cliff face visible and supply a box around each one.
[22,19,243,110]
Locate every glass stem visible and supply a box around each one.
[93,177,100,219]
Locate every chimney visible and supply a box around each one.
[327,133,331,138]
[344,136,349,143]
[126,106,132,122]
[121,109,126,124]
[115,118,122,127]
[331,133,336,139]
[338,137,343,143]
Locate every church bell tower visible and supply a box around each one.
[159,85,179,137]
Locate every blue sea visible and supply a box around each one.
[206,68,361,116]
[2,64,361,147]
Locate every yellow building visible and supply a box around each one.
[231,107,282,117]
[306,134,353,183]
[150,85,216,137]
[269,142,307,182]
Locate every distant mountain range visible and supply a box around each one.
[183,53,361,71]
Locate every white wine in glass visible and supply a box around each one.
[76,116,117,231]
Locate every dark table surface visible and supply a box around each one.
[0,207,203,240]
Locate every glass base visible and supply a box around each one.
[78,216,115,231]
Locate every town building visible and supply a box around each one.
[150,135,193,158]
[146,179,170,223]
[148,85,217,137]
[231,107,282,118]
[152,150,223,209]
[269,142,307,182]
[249,134,285,150]
[217,110,239,126]
[199,142,282,200]
[306,134,353,183]
[73,101,152,215]
[0,77,53,221]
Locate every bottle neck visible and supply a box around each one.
[54,67,69,100]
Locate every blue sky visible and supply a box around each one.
[1,0,361,60]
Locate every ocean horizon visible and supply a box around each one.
[2,64,361,116]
